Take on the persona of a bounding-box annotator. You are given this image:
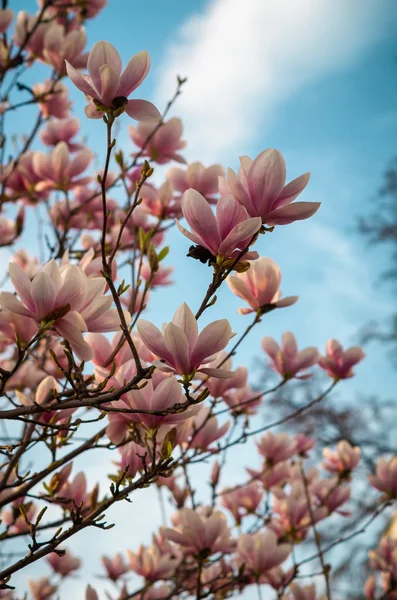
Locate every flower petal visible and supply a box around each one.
[125,99,161,122]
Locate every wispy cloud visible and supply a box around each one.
[155,0,397,162]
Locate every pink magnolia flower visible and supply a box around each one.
[161,508,234,557]
[322,440,361,475]
[13,10,50,59]
[33,80,71,119]
[57,471,98,512]
[227,257,298,315]
[0,9,13,33]
[261,332,319,379]
[127,536,180,582]
[40,118,83,152]
[15,375,74,427]
[5,151,49,204]
[188,407,230,451]
[256,432,297,466]
[311,478,351,515]
[28,577,57,600]
[197,352,247,399]
[139,181,182,219]
[236,531,291,576]
[0,259,130,361]
[247,461,291,491]
[42,22,87,73]
[129,118,186,164]
[0,309,37,352]
[107,376,199,443]
[319,339,365,380]
[33,142,93,192]
[1,500,37,534]
[0,211,24,246]
[368,456,397,499]
[101,554,129,581]
[167,162,224,203]
[221,482,263,524]
[46,549,81,576]
[369,537,397,572]
[223,384,262,416]
[219,149,320,225]
[66,41,160,121]
[137,302,234,380]
[11,250,40,278]
[116,441,146,478]
[176,189,261,264]
[140,263,174,288]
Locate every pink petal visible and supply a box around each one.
[88,41,122,93]
[216,195,248,239]
[9,262,34,311]
[181,189,220,255]
[0,292,33,318]
[164,322,191,374]
[226,275,257,309]
[65,61,97,97]
[117,50,151,97]
[99,64,120,105]
[265,201,321,226]
[274,295,298,307]
[191,320,232,366]
[31,272,57,319]
[273,172,310,210]
[137,319,173,364]
[125,99,161,122]
[172,303,198,352]
[248,149,286,215]
[261,337,280,361]
[175,219,208,250]
[218,216,261,256]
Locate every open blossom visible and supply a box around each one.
[0,259,130,360]
[33,142,93,191]
[322,441,361,475]
[319,339,365,380]
[167,162,224,203]
[161,508,234,557]
[176,189,261,264]
[28,577,57,600]
[33,80,71,119]
[5,152,49,204]
[15,375,74,427]
[257,432,297,466]
[127,536,180,582]
[46,549,81,576]
[197,352,247,399]
[227,257,298,315]
[57,471,98,512]
[66,41,160,121]
[261,332,319,379]
[137,302,234,380]
[188,407,230,451]
[129,118,186,164]
[236,531,291,576]
[139,181,182,219]
[40,118,83,151]
[101,554,129,581]
[311,478,351,515]
[116,441,146,478]
[219,148,320,225]
[107,376,199,443]
[223,384,262,416]
[140,263,174,287]
[42,22,87,73]
[221,482,263,524]
[368,456,397,498]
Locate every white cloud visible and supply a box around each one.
[155,0,397,162]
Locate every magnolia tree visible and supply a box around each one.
[0,2,395,600]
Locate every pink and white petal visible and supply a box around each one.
[125,99,161,122]
[274,295,298,308]
[218,217,261,256]
[69,148,93,178]
[117,50,151,97]
[273,172,310,210]
[137,319,173,363]
[152,376,181,411]
[31,272,57,319]
[226,168,255,215]
[84,102,104,119]
[0,292,33,318]
[261,336,280,361]
[265,201,321,226]
[172,303,198,352]
[296,347,320,370]
[8,262,34,311]
[237,307,254,315]
[181,189,220,255]
[65,61,97,97]
[226,274,257,308]
[216,194,249,239]
[107,415,127,445]
[87,308,130,332]
[175,219,208,250]
[88,41,122,93]
[281,332,298,357]
[248,149,286,214]
[56,266,87,311]
[199,367,234,379]
[98,64,120,105]
[191,319,232,366]
[164,322,191,375]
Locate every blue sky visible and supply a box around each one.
[6,0,397,596]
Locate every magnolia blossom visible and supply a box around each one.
[33,142,93,191]
[66,41,160,121]
[5,151,50,203]
[176,189,261,264]
[28,577,57,600]
[15,375,74,427]
[46,549,81,576]
[223,385,262,416]
[161,508,234,557]
[227,257,298,314]
[40,118,83,151]
[219,148,320,225]
[0,259,130,360]
[319,339,365,379]
[106,376,199,442]
[137,302,234,380]
[261,332,319,379]
[167,162,224,203]
[56,471,98,512]
[42,22,87,73]
[368,456,397,498]
[322,441,361,475]
[188,407,230,451]
[33,80,71,119]
[256,432,297,466]
[117,441,146,478]
[236,531,291,576]
[0,212,23,246]
[127,537,180,582]
[221,482,263,524]
[197,352,247,399]
[101,554,129,581]
[129,118,186,164]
